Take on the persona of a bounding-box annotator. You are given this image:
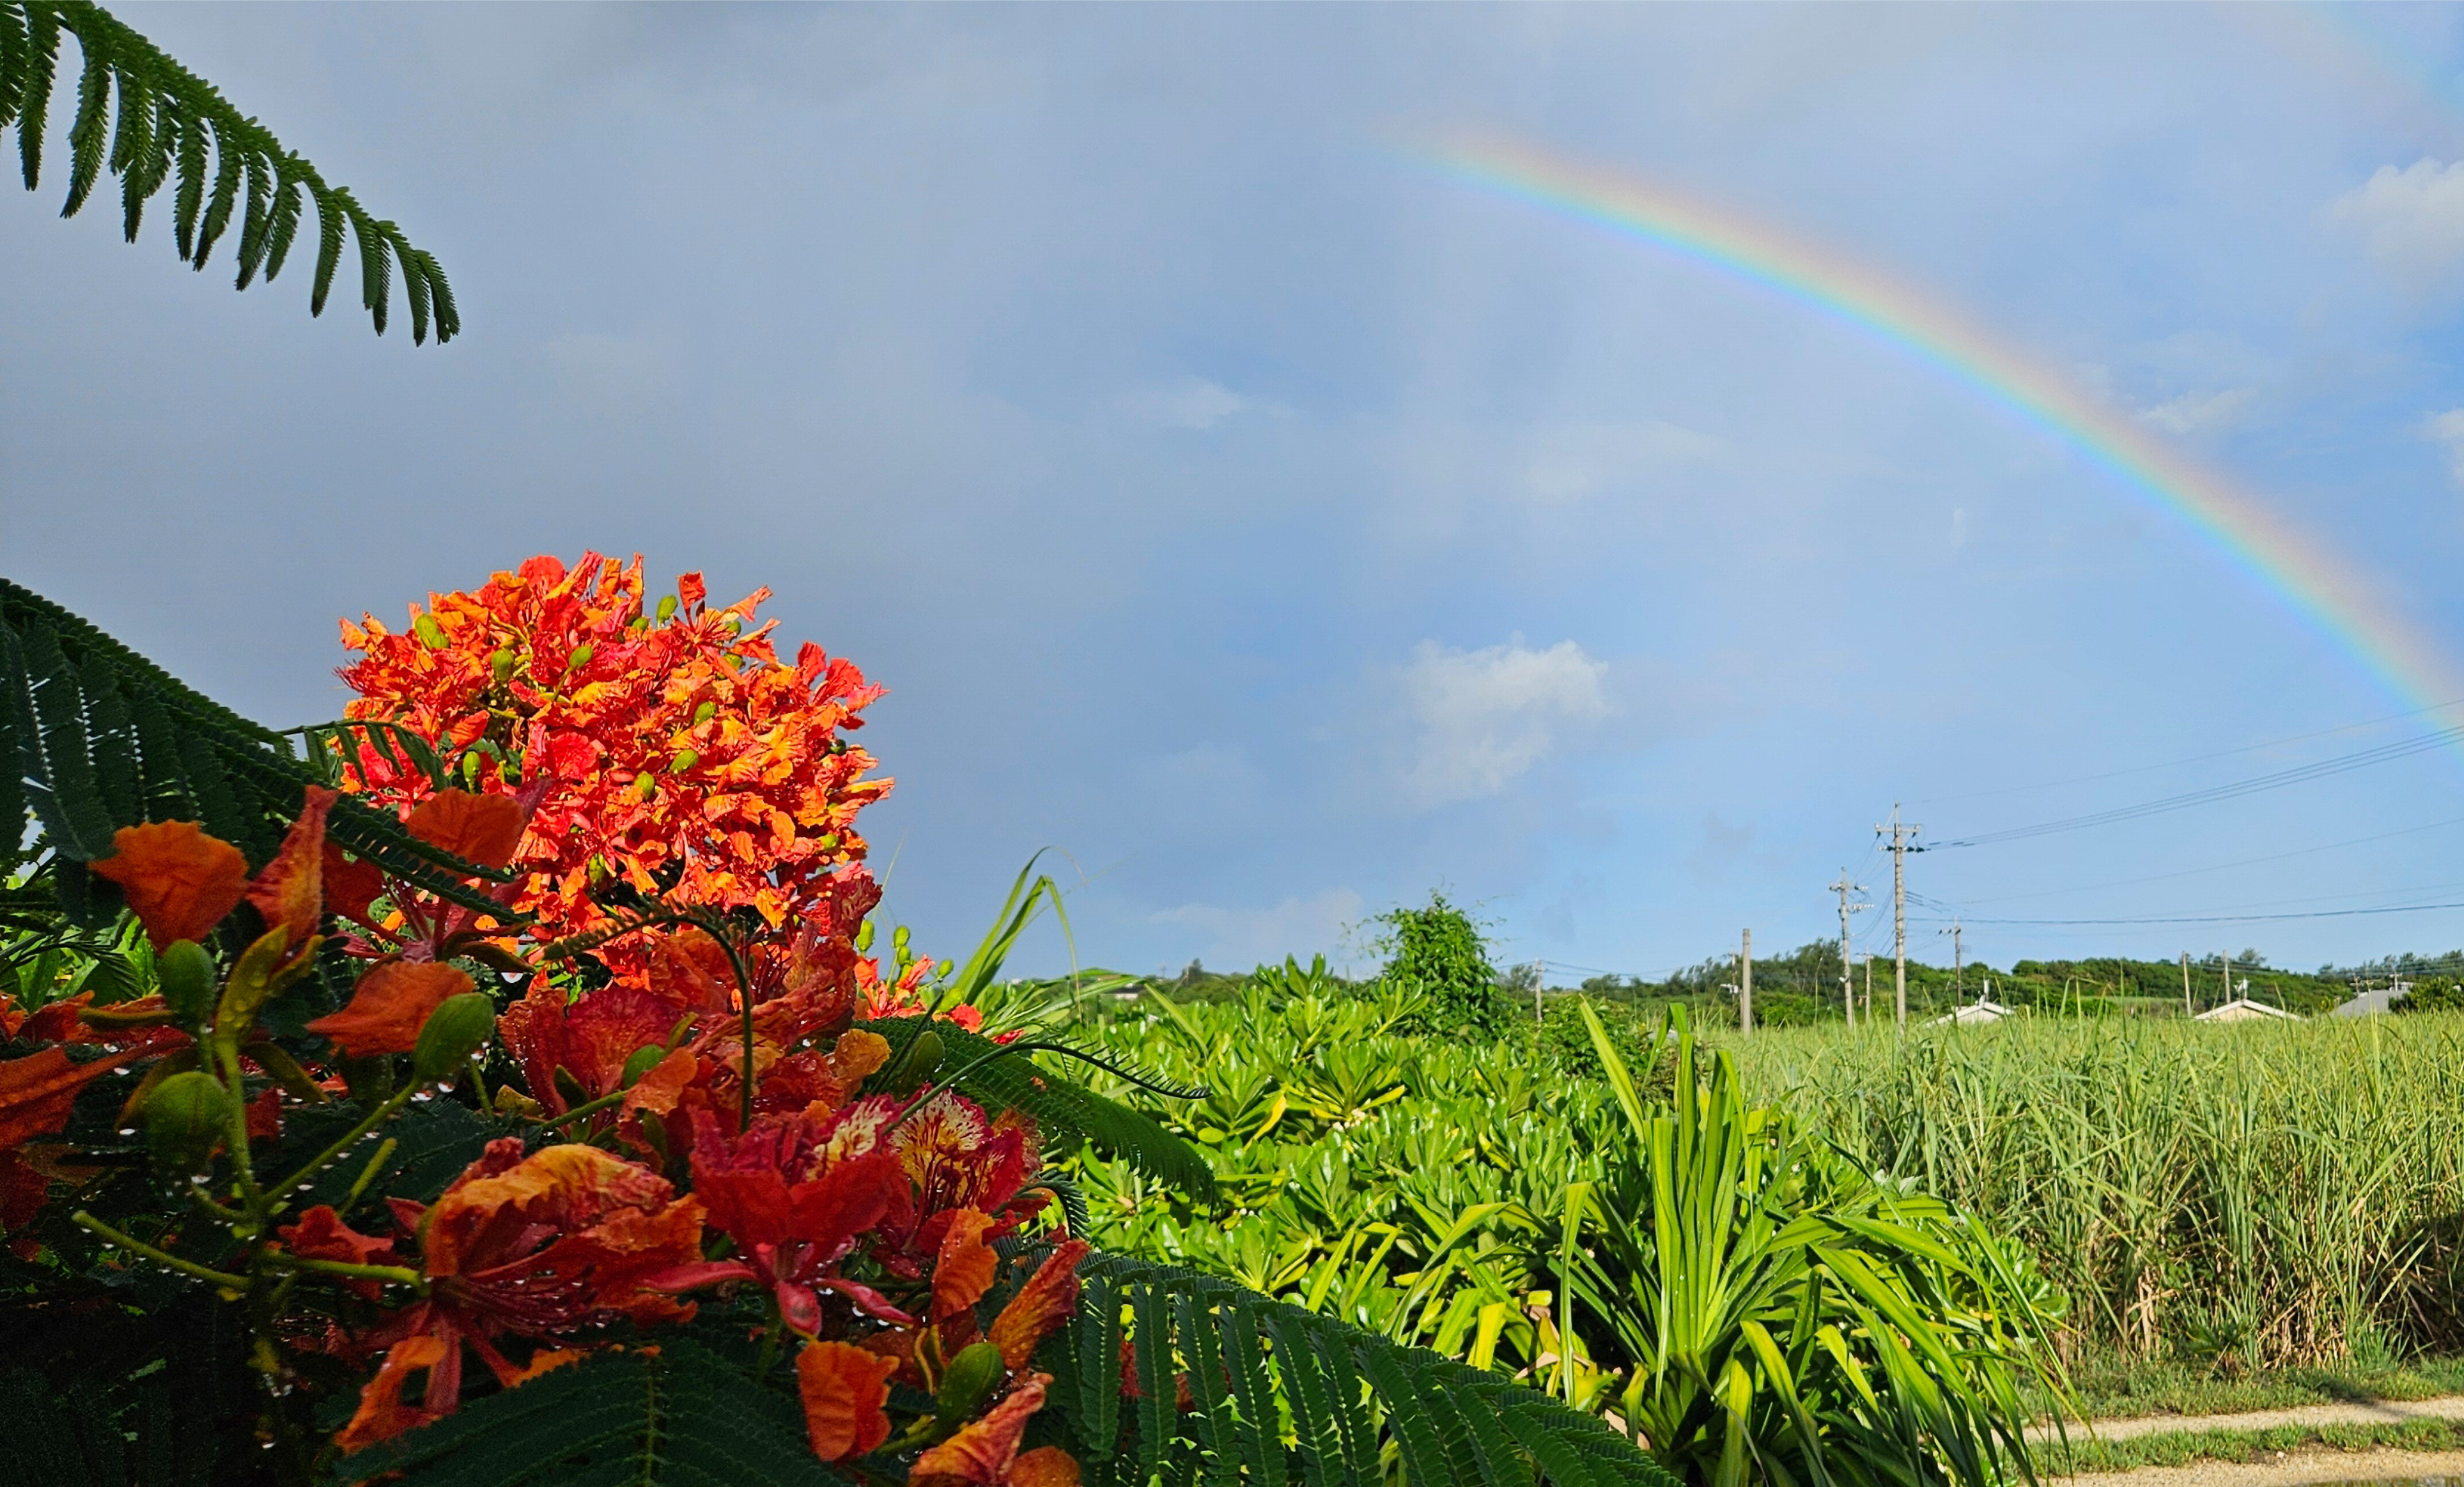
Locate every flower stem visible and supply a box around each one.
[264,1085,416,1208]
[70,1210,249,1290]
[260,1252,427,1291]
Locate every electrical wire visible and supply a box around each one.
[1907,695,2464,806]
[1930,725,2464,849]
[1941,813,2464,904]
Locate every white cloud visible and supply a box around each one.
[1399,638,1611,806]
[2330,158,2464,288]
[1115,378,1251,430]
[1150,888,1365,972]
[2420,408,2464,486]
[2138,387,2254,436]
[1517,420,1723,505]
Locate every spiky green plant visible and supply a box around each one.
[1569,1005,2064,1487]
[0,0,456,341]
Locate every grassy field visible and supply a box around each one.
[1719,1010,2464,1369]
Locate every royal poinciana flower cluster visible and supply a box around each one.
[0,557,1079,1481]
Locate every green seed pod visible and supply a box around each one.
[461,751,484,788]
[888,1029,943,1094]
[656,595,678,622]
[568,642,594,671]
[156,939,219,1024]
[692,701,716,727]
[490,648,518,684]
[412,993,498,1083]
[414,613,448,650]
[935,1341,1007,1425]
[855,920,876,953]
[669,749,699,774]
[145,1070,229,1174]
[619,1044,667,1089]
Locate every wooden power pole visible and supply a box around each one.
[1877,805,1922,1028]
[1942,919,1965,1002]
[2181,952,2192,1017]
[1739,929,1753,1036]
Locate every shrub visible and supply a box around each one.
[1371,891,1513,1038]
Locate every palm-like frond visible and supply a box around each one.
[1067,1251,1685,1487]
[0,0,456,342]
[1,578,513,924]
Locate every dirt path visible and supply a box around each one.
[2060,1446,2464,1487]
[2037,1394,2464,1445]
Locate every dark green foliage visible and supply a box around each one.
[0,0,456,342]
[1064,1252,1683,1487]
[1372,892,1512,1038]
[332,1338,846,1487]
[1,578,513,921]
[2394,979,2464,1013]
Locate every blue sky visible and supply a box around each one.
[12,3,2464,982]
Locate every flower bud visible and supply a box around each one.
[722,615,743,636]
[568,642,594,671]
[461,751,484,788]
[656,595,678,622]
[414,614,448,651]
[692,701,716,727]
[888,1029,942,1094]
[145,1070,229,1173]
[490,648,518,684]
[855,920,875,953]
[634,774,657,803]
[157,939,219,1024]
[412,992,498,1083]
[668,749,698,774]
[935,1341,1007,1426]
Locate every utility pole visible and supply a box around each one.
[1863,953,1874,1022]
[1535,957,1546,1026]
[1942,920,1965,1001]
[1831,872,1863,1026]
[2181,952,2192,1018]
[1877,805,1923,1028]
[1739,929,1754,1036]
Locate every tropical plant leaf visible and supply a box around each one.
[332,1337,846,1487]
[0,0,456,341]
[0,580,518,924]
[1063,1252,1684,1487]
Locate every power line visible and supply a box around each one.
[1946,813,2464,904]
[1932,725,2464,849]
[1908,695,2464,806]
[1942,899,2464,927]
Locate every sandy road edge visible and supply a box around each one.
[2031,1395,2464,1445]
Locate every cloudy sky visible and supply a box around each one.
[13,3,2464,982]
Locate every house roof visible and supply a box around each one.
[2196,997,2300,1022]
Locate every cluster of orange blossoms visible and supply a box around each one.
[335,552,900,989]
[0,558,1083,1479]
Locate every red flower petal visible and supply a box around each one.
[307,962,476,1058]
[407,790,526,872]
[86,821,249,950]
[1011,1447,1081,1487]
[910,1375,1048,1486]
[245,785,334,950]
[0,1047,149,1151]
[798,1338,898,1461]
[989,1240,1089,1369]
[932,1208,998,1325]
[321,844,386,927]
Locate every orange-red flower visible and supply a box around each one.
[799,1339,900,1461]
[988,1240,1090,1369]
[910,1375,1076,1487]
[334,1139,721,1449]
[86,820,249,950]
[335,553,891,980]
[687,1103,913,1336]
[306,962,476,1058]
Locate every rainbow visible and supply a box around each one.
[1421,136,2464,718]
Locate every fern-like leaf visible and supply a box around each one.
[0,1,454,341]
[333,1337,845,1487]
[1064,1252,1684,1487]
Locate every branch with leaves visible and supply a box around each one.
[0,0,457,342]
